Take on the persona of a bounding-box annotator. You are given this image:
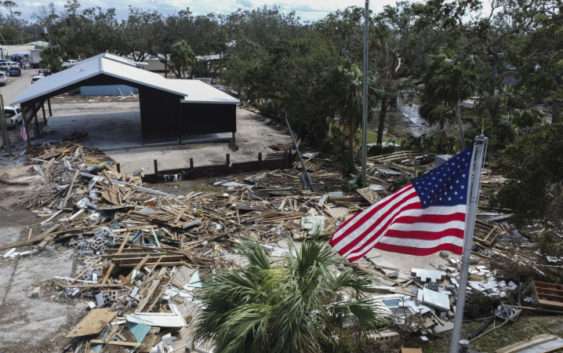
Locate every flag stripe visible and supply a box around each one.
[335,194,420,255]
[396,205,468,217]
[330,184,413,245]
[388,220,466,233]
[371,242,464,257]
[393,213,466,224]
[330,148,473,261]
[339,199,421,257]
[384,228,465,240]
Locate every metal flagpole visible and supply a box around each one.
[448,134,488,353]
[361,0,369,186]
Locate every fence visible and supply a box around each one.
[141,151,294,183]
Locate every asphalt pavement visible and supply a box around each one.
[0,68,36,106]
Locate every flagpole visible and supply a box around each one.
[448,134,488,353]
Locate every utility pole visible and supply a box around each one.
[0,95,11,155]
[361,0,369,186]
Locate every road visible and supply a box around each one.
[0,69,36,106]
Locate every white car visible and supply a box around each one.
[0,71,7,86]
[31,74,44,84]
[4,105,22,129]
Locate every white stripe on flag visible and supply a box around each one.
[332,184,413,240]
[375,235,465,249]
[397,205,467,217]
[332,186,416,252]
[389,220,466,232]
[339,196,421,256]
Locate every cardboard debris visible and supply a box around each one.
[401,348,423,353]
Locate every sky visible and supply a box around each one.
[14,0,400,22]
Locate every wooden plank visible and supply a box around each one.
[0,224,62,251]
[66,309,116,338]
[137,279,160,312]
[496,334,563,353]
[89,340,141,348]
[60,170,80,210]
[101,264,115,285]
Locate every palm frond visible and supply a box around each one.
[237,241,271,269]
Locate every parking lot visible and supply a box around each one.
[0,68,35,105]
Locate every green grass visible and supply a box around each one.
[415,315,563,353]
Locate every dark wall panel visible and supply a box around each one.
[139,86,182,141]
[180,103,236,136]
[23,73,237,142]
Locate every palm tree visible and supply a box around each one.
[195,241,385,353]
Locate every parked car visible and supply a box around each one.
[4,105,22,129]
[8,66,21,76]
[0,71,7,86]
[31,74,44,84]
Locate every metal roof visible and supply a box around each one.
[14,53,239,105]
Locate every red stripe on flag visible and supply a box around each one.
[337,199,421,256]
[330,184,413,245]
[393,213,466,224]
[370,242,464,257]
[383,228,465,240]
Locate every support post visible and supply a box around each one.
[0,95,11,155]
[360,0,370,186]
[226,153,230,166]
[284,114,313,191]
[189,158,194,169]
[116,163,121,174]
[47,97,52,117]
[258,152,263,162]
[153,159,158,175]
[41,102,47,125]
[448,135,488,353]
[33,108,40,137]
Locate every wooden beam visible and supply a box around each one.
[33,107,40,137]
[41,101,47,125]
[47,97,52,116]
[89,340,140,348]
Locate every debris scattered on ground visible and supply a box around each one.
[1,143,561,352]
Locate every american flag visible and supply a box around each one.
[330,148,473,262]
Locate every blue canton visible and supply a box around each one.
[412,149,473,208]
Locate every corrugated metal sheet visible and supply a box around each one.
[14,53,239,105]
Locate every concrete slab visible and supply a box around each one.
[0,220,84,352]
[365,248,457,279]
[38,101,292,175]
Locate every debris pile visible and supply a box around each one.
[1,144,562,352]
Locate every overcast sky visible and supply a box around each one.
[15,0,400,22]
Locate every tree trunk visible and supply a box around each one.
[455,99,465,149]
[552,101,561,124]
[377,96,388,149]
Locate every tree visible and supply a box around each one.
[496,123,563,222]
[169,40,195,78]
[195,241,384,353]
[121,7,165,61]
[2,1,19,18]
[40,45,63,71]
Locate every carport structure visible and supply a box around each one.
[13,53,239,144]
